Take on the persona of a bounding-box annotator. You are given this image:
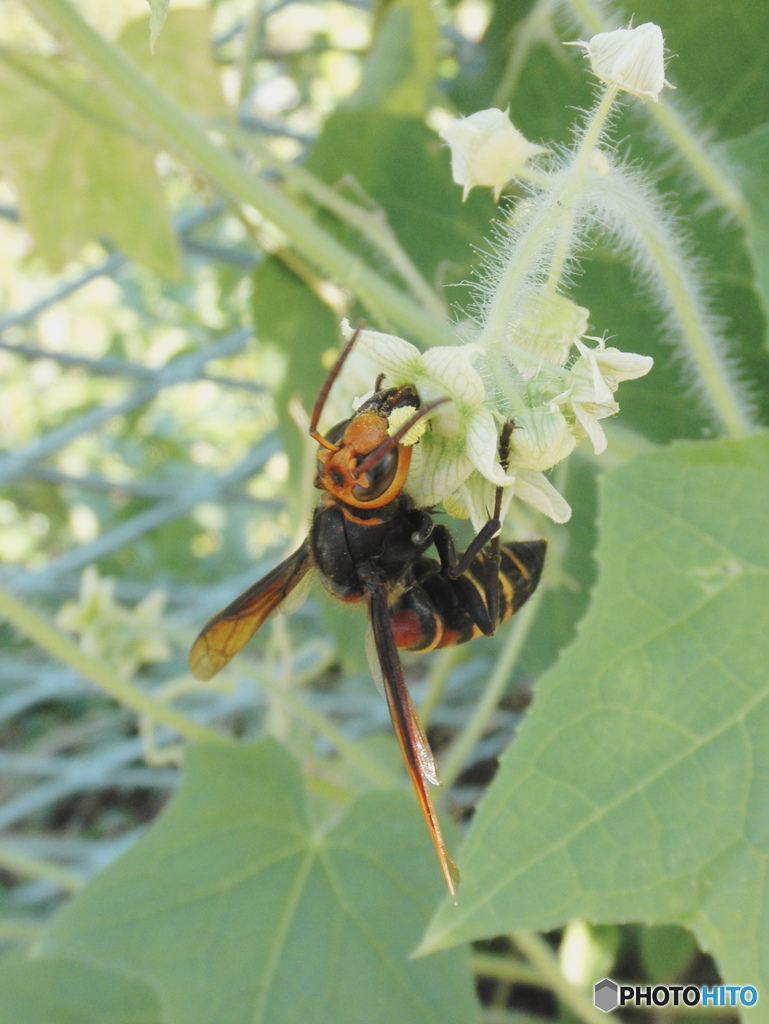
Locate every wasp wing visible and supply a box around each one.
[368,583,459,899]
[189,540,313,682]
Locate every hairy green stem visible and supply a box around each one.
[593,170,753,438]
[542,84,618,296]
[477,86,617,356]
[565,0,748,224]
[476,199,563,352]
[0,588,221,744]
[23,0,455,349]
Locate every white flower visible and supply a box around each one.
[439,108,546,202]
[513,470,571,523]
[56,567,171,675]
[445,464,572,531]
[507,407,577,472]
[337,322,513,507]
[554,337,653,454]
[568,23,672,101]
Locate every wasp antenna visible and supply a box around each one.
[353,397,450,479]
[309,321,365,445]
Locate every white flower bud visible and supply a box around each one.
[569,23,672,102]
[439,108,546,202]
[507,407,577,472]
[510,295,590,375]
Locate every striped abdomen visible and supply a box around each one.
[390,540,546,653]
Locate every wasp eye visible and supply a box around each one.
[351,448,400,502]
[322,418,351,447]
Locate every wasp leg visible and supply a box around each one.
[433,421,515,631]
[407,508,435,548]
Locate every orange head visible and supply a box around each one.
[314,386,421,509]
[308,329,450,509]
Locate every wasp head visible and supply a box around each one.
[314,385,422,509]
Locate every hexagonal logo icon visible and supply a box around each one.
[594,978,619,1012]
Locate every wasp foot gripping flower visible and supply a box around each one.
[439,108,547,202]
[567,22,673,101]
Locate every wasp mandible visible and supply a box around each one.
[190,328,546,897]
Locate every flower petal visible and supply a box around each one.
[507,407,577,472]
[576,23,670,101]
[510,294,590,374]
[341,320,423,384]
[573,401,610,454]
[595,347,654,384]
[465,408,517,486]
[514,470,572,523]
[407,433,473,507]
[439,108,546,201]
[459,472,516,535]
[420,345,486,407]
[417,345,486,436]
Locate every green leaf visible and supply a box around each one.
[306,111,494,294]
[42,739,478,1024]
[347,0,439,116]
[721,124,769,337]
[420,434,769,1008]
[0,953,160,1024]
[519,454,599,678]
[631,0,769,138]
[119,9,226,116]
[0,51,180,276]
[146,0,170,53]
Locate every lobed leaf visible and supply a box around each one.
[421,435,769,1013]
[0,954,161,1024]
[41,739,478,1024]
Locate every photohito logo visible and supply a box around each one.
[593,978,759,1013]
